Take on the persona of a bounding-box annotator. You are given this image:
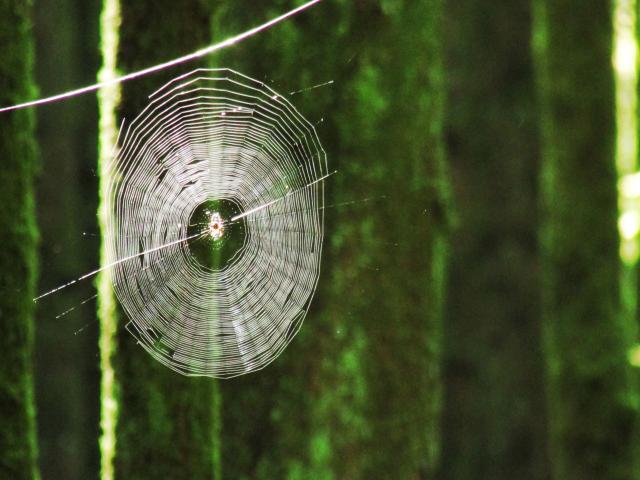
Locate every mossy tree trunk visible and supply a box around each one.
[0,1,40,479]
[440,1,548,479]
[211,1,449,478]
[97,1,221,478]
[532,0,639,478]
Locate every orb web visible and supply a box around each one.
[104,68,327,378]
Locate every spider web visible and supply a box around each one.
[104,68,327,378]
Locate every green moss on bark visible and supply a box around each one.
[211,1,450,478]
[533,0,640,478]
[0,1,40,479]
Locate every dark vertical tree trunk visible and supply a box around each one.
[0,1,40,479]
[344,3,450,476]
[97,1,221,478]
[34,0,101,478]
[440,2,548,479]
[211,1,450,478]
[532,0,639,478]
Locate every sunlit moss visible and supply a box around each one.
[628,343,640,366]
[97,0,121,478]
[614,0,639,266]
[310,431,332,469]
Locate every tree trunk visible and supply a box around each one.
[532,0,639,478]
[0,1,40,479]
[211,1,450,478]
[34,0,101,477]
[440,1,548,479]
[97,1,221,478]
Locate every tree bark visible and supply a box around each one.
[34,0,101,477]
[441,1,548,479]
[97,1,221,478]
[0,1,40,479]
[211,1,450,478]
[532,0,639,478]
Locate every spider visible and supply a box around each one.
[208,212,225,240]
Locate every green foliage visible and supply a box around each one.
[0,1,40,479]
[533,0,640,478]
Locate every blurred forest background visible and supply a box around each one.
[2,0,640,479]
